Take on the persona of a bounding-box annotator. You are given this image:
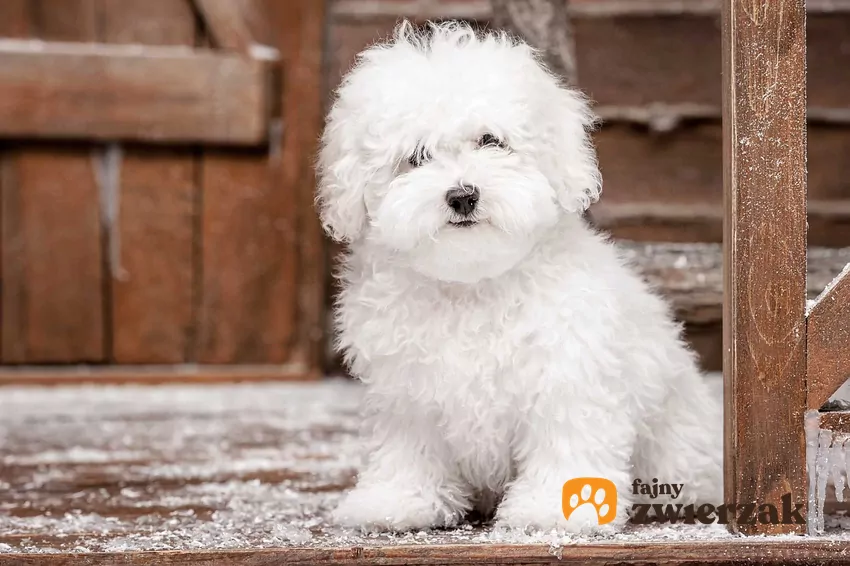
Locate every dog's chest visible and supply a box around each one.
[343,273,543,489]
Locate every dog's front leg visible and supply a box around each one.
[333,405,470,532]
[495,379,636,535]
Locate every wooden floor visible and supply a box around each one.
[2,379,850,565]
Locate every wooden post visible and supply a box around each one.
[722,0,808,535]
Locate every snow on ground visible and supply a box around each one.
[0,376,848,554]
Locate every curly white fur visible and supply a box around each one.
[317,21,722,535]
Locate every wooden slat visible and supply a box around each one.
[108,149,195,363]
[0,3,105,365]
[589,200,850,247]
[99,1,197,365]
[4,540,850,565]
[269,0,328,369]
[571,5,850,113]
[0,364,315,386]
[30,0,97,42]
[0,40,274,145]
[1,148,105,363]
[807,269,850,409]
[197,0,324,369]
[721,0,808,536]
[192,0,266,53]
[99,0,196,45]
[197,150,298,364]
[0,0,31,38]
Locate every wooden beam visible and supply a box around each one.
[807,267,850,409]
[721,0,808,536]
[5,540,850,566]
[0,39,275,145]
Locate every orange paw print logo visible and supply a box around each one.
[562,478,617,525]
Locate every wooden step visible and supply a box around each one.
[624,242,850,371]
[626,242,850,321]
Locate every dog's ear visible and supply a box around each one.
[541,85,602,214]
[315,114,369,243]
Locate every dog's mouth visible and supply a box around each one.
[448,220,478,228]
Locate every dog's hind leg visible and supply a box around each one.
[632,373,724,508]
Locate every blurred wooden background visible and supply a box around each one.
[0,0,326,383]
[2,0,850,383]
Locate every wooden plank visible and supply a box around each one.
[0,151,27,363]
[0,40,274,145]
[198,0,324,368]
[807,269,850,409]
[571,5,850,113]
[0,364,315,385]
[99,0,196,46]
[721,0,808,535]
[570,0,850,16]
[4,540,850,566]
[107,149,196,364]
[98,2,197,364]
[192,0,267,53]
[197,150,298,364]
[267,0,328,369]
[30,0,97,42]
[331,0,492,19]
[1,148,105,363]
[0,0,31,38]
[0,0,30,366]
[589,200,850,247]
[0,378,847,561]
[0,3,105,365]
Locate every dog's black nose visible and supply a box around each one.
[446,185,479,216]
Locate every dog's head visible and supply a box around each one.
[317,21,600,283]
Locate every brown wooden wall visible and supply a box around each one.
[3,0,850,380]
[0,0,327,382]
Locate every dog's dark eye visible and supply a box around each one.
[408,146,431,168]
[478,133,507,150]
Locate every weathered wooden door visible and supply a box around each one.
[0,0,326,383]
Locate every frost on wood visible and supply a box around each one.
[0,380,848,554]
[806,261,850,316]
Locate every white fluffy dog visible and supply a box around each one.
[317,21,722,534]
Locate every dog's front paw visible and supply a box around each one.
[495,483,623,536]
[332,485,462,532]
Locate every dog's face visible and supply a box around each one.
[318,22,601,283]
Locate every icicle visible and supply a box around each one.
[268,118,284,163]
[836,438,850,510]
[806,411,822,535]
[830,436,846,502]
[815,428,833,534]
[94,143,127,280]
